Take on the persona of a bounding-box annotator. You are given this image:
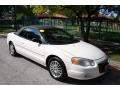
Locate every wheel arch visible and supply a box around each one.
[46,55,66,68]
[46,55,58,66]
[9,41,13,45]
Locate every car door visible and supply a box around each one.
[17,27,46,65]
[12,27,29,55]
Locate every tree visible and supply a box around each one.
[61,5,100,42]
[41,5,100,42]
[31,5,47,15]
[0,6,11,18]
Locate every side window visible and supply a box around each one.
[26,28,40,41]
[18,28,28,38]
[18,27,40,42]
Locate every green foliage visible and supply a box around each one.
[47,6,63,14]
[31,5,47,15]
[0,6,11,17]
[16,13,24,20]
[61,6,100,42]
[62,6,98,15]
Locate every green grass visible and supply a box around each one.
[109,55,120,62]
[0,28,15,34]
[106,48,120,62]
[97,45,120,62]
[90,31,120,43]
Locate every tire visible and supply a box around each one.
[48,57,68,81]
[9,42,17,56]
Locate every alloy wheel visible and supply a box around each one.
[49,60,63,78]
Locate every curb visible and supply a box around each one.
[0,34,7,38]
[109,60,120,70]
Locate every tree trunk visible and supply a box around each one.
[80,18,85,40]
[84,14,91,42]
[99,20,102,40]
[13,5,17,31]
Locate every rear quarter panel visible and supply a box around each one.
[7,32,16,45]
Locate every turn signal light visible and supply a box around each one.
[71,57,79,65]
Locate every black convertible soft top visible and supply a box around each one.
[23,25,63,30]
[15,25,63,35]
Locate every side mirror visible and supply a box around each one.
[38,39,42,44]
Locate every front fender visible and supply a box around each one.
[45,45,73,65]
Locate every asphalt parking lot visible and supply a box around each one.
[0,38,120,85]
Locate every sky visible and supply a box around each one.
[99,8,118,18]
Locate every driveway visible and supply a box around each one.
[0,38,120,85]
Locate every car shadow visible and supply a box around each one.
[15,55,120,85]
[62,66,120,85]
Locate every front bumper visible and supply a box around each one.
[66,59,109,80]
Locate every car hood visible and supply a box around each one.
[53,41,105,60]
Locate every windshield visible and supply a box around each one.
[40,28,80,45]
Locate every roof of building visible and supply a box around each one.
[37,13,68,19]
[80,12,113,20]
[37,12,113,21]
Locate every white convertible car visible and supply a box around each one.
[7,25,109,80]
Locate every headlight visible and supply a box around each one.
[71,57,95,67]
